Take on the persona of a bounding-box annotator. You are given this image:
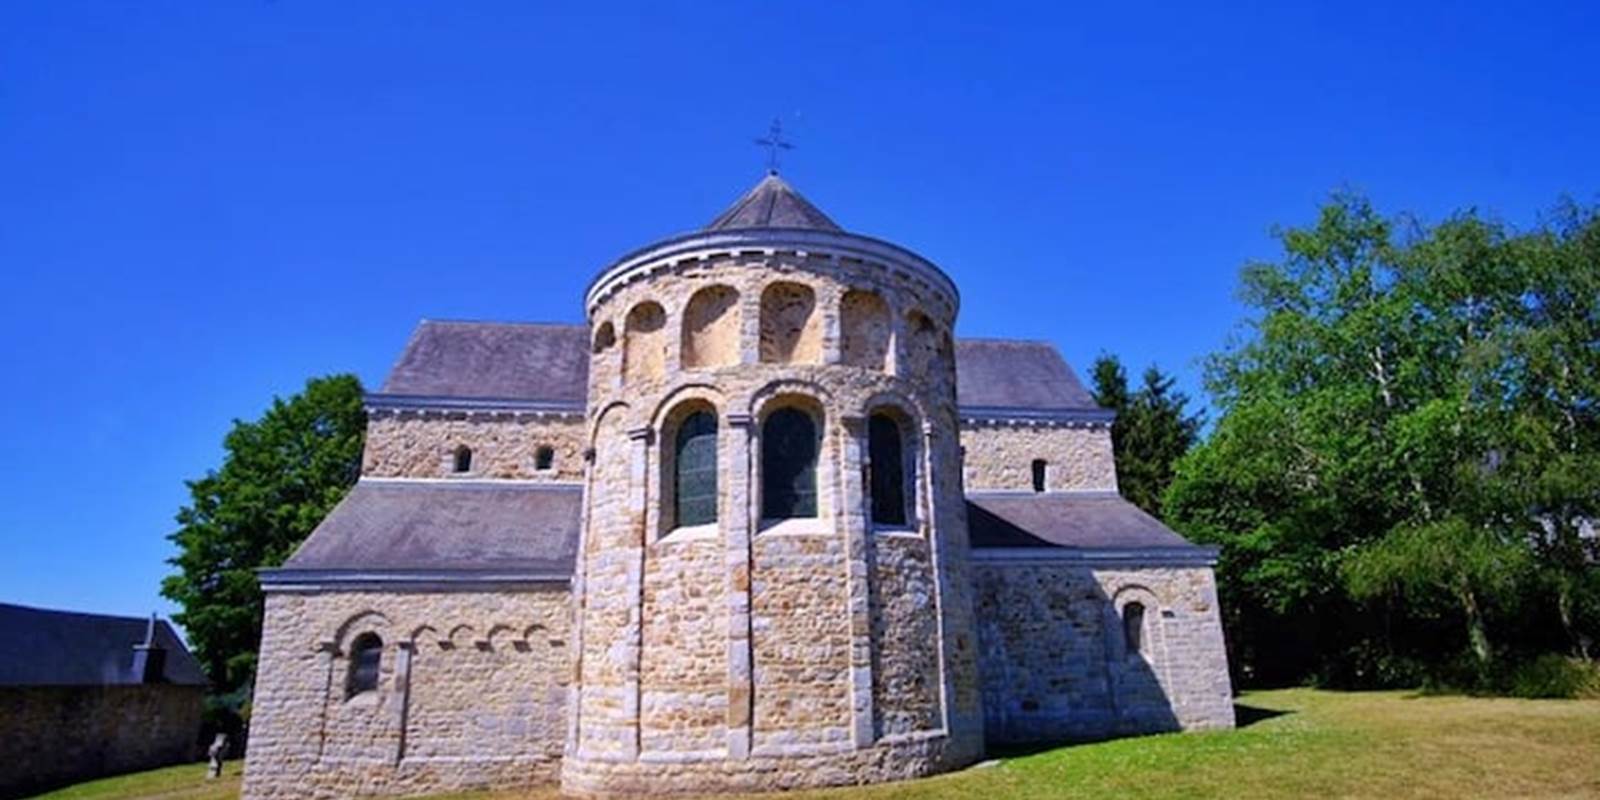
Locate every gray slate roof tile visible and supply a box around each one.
[379,321,588,404]
[954,338,1101,411]
[704,173,842,232]
[967,492,1199,550]
[281,480,581,575]
[0,604,208,687]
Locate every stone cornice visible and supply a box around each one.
[958,406,1117,428]
[258,567,572,592]
[364,393,585,420]
[969,545,1219,567]
[584,228,960,317]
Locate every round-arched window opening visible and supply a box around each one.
[868,413,909,526]
[761,407,819,520]
[346,633,383,698]
[535,446,555,471]
[453,446,473,474]
[672,411,719,528]
[1123,602,1145,657]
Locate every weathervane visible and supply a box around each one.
[754,117,794,174]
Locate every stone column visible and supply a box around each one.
[724,413,756,758]
[839,415,876,748]
[623,425,653,761]
[394,642,415,764]
[921,422,952,736]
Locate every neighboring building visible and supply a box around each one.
[0,604,205,798]
[244,174,1234,799]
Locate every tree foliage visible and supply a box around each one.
[161,375,366,691]
[1167,194,1600,687]
[1091,355,1203,517]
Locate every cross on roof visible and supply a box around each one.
[753,117,794,174]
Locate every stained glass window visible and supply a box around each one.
[674,411,718,527]
[762,408,818,519]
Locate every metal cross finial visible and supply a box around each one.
[754,117,794,174]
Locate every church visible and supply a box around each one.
[242,172,1235,799]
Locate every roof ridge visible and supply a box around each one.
[418,318,587,329]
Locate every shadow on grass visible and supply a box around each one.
[1234,703,1292,728]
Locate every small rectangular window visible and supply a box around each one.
[1031,459,1047,492]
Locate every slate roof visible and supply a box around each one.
[374,320,1101,418]
[704,173,843,232]
[276,480,581,578]
[967,492,1199,551]
[954,339,1102,412]
[378,321,588,405]
[0,604,207,687]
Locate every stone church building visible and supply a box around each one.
[243,174,1234,799]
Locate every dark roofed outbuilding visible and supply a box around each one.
[0,605,205,796]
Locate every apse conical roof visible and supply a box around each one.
[704,172,841,232]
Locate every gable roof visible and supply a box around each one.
[954,338,1102,412]
[704,173,842,232]
[270,480,582,581]
[967,492,1199,551]
[0,604,207,687]
[378,321,588,405]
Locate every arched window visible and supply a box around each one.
[762,407,818,519]
[869,413,908,526]
[346,633,382,698]
[1123,602,1145,657]
[535,446,555,471]
[673,411,718,527]
[1031,459,1048,492]
[453,446,473,474]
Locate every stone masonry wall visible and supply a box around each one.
[363,413,585,482]
[242,588,571,800]
[0,684,201,798]
[960,423,1117,492]
[566,246,983,795]
[972,561,1234,743]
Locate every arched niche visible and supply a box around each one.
[623,301,667,384]
[681,284,741,369]
[840,289,892,372]
[759,281,822,365]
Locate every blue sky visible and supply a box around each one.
[2,2,1596,627]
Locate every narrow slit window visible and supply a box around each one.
[1031,459,1047,492]
[1123,602,1145,657]
[346,633,382,697]
[535,446,555,471]
[869,413,908,526]
[673,411,718,527]
[453,446,473,474]
[762,408,818,519]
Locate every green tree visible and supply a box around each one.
[161,374,366,691]
[1091,354,1202,517]
[1167,193,1600,686]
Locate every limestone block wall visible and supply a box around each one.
[0,684,201,798]
[362,412,585,482]
[971,560,1234,743]
[960,423,1117,492]
[565,243,984,795]
[242,588,571,800]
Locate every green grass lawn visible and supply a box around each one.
[31,689,1600,800]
